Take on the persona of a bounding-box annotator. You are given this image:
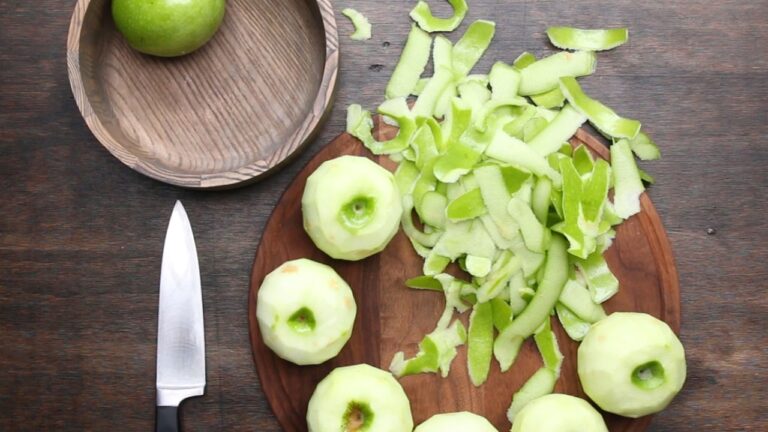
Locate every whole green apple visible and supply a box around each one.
[112,0,226,57]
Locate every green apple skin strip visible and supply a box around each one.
[503,105,536,138]
[386,25,432,99]
[431,35,455,117]
[474,164,519,239]
[412,77,430,96]
[527,104,586,156]
[581,159,611,230]
[547,26,629,51]
[458,80,492,117]
[412,118,442,168]
[555,157,593,259]
[441,96,473,150]
[406,275,443,291]
[628,131,661,160]
[509,236,545,278]
[530,87,566,109]
[500,165,532,194]
[533,318,564,375]
[413,67,454,118]
[522,117,549,142]
[494,235,568,371]
[532,177,552,224]
[433,131,486,183]
[390,320,466,377]
[506,368,557,422]
[424,253,451,276]
[390,334,441,376]
[640,168,656,184]
[507,272,530,315]
[508,197,549,253]
[560,77,641,139]
[452,20,496,79]
[433,98,485,182]
[346,104,376,149]
[434,320,467,376]
[377,98,418,148]
[410,0,469,33]
[513,51,536,70]
[446,187,487,222]
[349,98,418,155]
[611,139,645,218]
[519,51,596,96]
[466,255,492,277]
[410,126,440,215]
[558,276,607,323]
[418,191,447,228]
[475,62,526,130]
[401,195,442,247]
[394,160,419,196]
[572,144,595,175]
[491,297,513,331]
[467,301,494,386]
[576,250,620,303]
[341,8,372,41]
[476,250,521,303]
[432,218,496,262]
[485,133,562,186]
[556,302,591,341]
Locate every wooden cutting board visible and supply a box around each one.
[248,117,680,432]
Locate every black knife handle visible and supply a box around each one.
[156,406,179,432]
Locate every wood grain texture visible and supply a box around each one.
[1,1,768,431]
[67,0,339,188]
[247,123,680,431]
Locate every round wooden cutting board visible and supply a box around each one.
[248,117,680,432]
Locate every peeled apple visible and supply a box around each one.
[302,156,402,261]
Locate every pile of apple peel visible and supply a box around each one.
[250,3,687,430]
[344,7,676,424]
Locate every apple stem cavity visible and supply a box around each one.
[287,307,316,333]
[340,196,376,231]
[343,401,374,431]
[632,360,666,390]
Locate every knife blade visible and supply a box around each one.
[156,201,205,432]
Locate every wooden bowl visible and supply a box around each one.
[67,0,338,188]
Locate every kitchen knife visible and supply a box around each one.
[156,201,206,432]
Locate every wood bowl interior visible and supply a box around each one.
[67,0,338,188]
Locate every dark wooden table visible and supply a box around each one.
[1,1,766,430]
